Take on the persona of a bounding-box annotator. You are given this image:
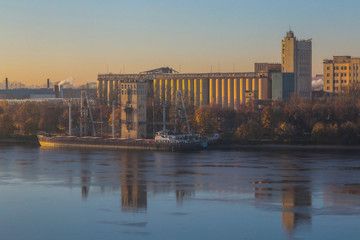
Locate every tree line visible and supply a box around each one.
[1,88,360,145]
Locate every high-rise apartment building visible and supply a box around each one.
[281,31,312,98]
[323,56,360,93]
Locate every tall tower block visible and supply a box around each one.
[281,31,312,98]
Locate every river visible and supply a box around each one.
[0,146,360,240]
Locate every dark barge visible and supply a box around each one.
[37,135,205,152]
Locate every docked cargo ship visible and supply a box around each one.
[37,90,214,152]
[37,134,206,151]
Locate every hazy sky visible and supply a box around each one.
[1,0,359,86]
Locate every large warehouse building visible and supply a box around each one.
[97,63,281,109]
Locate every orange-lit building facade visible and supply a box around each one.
[323,56,360,93]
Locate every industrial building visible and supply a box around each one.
[97,64,281,138]
[97,64,281,108]
[272,73,295,101]
[0,78,97,101]
[323,56,360,93]
[282,30,312,98]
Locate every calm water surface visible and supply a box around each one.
[1,146,360,240]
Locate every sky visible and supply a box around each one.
[1,0,360,86]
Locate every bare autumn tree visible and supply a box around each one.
[13,103,40,134]
[38,105,65,133]
[0,113,15,138]
[194,105,220,134]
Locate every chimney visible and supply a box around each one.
[47,78,50,89]
[54,85,59,98]
[5,78,8,90]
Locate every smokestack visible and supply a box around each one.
[5,78,8,90]
[47,78,50,89]
[54,85,59,98]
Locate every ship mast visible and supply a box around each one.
[174,90,191,134]
[80,91,96,137]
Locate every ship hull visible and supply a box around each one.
[37,135,205,152]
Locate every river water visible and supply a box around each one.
[0,146,360,240]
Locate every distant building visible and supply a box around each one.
[0,88,55,99]
[323,56,360,93]
[282,31,312,98]
[272,73,295,101]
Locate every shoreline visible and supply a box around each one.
[214,143,360,151]
[1,135,359,152]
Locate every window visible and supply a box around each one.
[327,73,330,77]
[344,66,347,70]
[327,67,330,70]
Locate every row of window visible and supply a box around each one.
[121,90,147,95]
[326,65,359,70]
[121,84,145,89]
[326,79,360,84]
[327,73,359,77]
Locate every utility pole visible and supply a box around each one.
[80,93,83,137]
[68,101,72,136]
[100,106,103,137]
[152,100,155,137]
[112,101,115,138]
[162,100,166,132]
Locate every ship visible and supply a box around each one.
[37,134,205,152]
[37,90,211,152]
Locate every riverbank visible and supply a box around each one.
[2,134,360,152]
[0,135,40,146]
[214,142,360,151]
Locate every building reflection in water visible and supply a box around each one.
[281,186,312,235]
[280,158,312,235]
[81,169,91,200]
[252,158,313,236]
[120,152,147,212]
[80,154,92,200]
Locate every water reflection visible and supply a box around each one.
[2,147,360,239]
[121,152,147,212]
[281,186,312,235]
